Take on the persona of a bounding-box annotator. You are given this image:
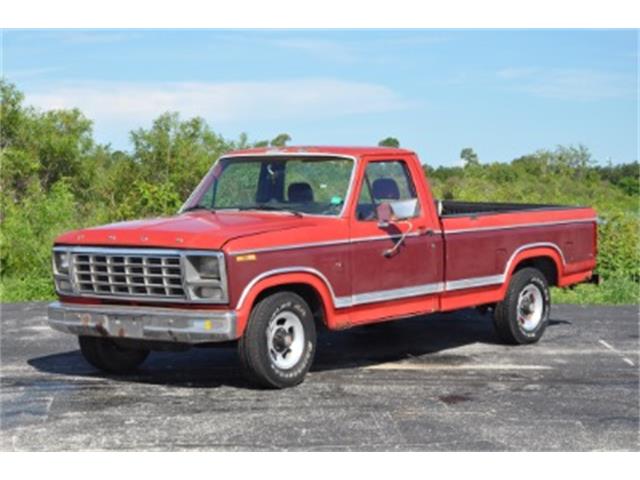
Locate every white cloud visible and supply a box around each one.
[269,33,450,62]
[26,79,411,125]
[497,67,636,101]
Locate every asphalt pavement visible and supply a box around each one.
[1,301,638,451]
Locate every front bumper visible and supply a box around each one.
[48,301,237,343]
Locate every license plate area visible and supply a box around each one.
[108,314,144,338]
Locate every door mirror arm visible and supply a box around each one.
[383,219,414,257]
[375,203,393,229]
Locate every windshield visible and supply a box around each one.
[183,156,354,216]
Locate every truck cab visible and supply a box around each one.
[49,146,597,388]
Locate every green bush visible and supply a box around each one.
[0,276,55,303]
[552,276,639,305]
[597,212,639,282]
[428,146,640,303]
[1,80,638,305]
[0,180,79,278]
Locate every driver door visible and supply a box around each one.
[348,158,441,323]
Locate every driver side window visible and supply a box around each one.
[356,160,420,221]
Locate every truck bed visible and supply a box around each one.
[437,202,597,304]
[438,200,573,217]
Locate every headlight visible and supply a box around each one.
[183,252,227,303]
[185,255,220,280]
[194,286,222,300]
[193,256,219,279]
[52,247,73,294]
[54,251,70,274]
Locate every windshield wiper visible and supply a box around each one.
[181,205,215,214]
[239,205,303,217]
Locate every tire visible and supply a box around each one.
[493,267,550,345]
[78,336,150,373]
[238,291,317,389]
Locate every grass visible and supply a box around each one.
[0,277,56,303]
[551,276,639,305]
[1,275,638,305]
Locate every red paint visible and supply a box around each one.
[55,210,321,250]
[54,146,598,338]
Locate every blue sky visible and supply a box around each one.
[2,29,637,166]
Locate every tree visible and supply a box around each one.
[0,79,25,149]
[128,112,234,202]
[378,137,400,148]
[0,79,96,198]
[1,82,639,305]
[460,147,479,167]
[270,133,291,147]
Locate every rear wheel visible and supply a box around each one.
[493,267,550,344]
[238,291,316,389]
[78,336,150,373]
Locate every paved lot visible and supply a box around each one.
[0,302,638,451]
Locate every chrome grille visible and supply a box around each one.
[72,251,186,300]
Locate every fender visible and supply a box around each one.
[500,244,565,295]
[234,268,339,335]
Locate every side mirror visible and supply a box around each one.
[376,203,393,228]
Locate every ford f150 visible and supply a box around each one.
[48,146,598,388]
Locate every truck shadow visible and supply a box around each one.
[312,309,499,372]
[28,309,570,390]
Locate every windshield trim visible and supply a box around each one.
[179,153,359,219]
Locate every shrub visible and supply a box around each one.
[0,180,79,278]
[1,80,638,304]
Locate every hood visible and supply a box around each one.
[55,211,316,250]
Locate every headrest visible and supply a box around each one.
[288,182,314,203]
[372,178,400,200]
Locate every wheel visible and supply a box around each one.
[78,336,150,373]
[493,267,550,345]
[238,291,317,389]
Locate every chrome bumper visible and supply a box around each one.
[48,302,237,343]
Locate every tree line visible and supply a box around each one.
[1,80,638,303]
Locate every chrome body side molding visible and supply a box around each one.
[236,242,567,310]
[228,231,427,256]
[235,267,344,310]
[443,218,596,235]
[337,282,445,307]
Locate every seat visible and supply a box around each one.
[372,178,400,201]
[288,182,314,203]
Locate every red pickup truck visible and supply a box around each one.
[49,146,597,388]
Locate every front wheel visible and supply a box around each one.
[79,336,150,373]
[238,291,317,389]
[493,267,550,344]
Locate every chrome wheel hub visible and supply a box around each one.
[266,311,304,370]
[517,284,544,332]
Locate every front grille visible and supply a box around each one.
[72,251,186,300]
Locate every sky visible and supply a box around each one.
[1,29,638,166]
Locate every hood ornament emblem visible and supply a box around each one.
[175,237,184,244]
[107,234,116,241]
[140,235,149,242]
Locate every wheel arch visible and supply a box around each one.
[506,245,564,287]
[235,270,337,335]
